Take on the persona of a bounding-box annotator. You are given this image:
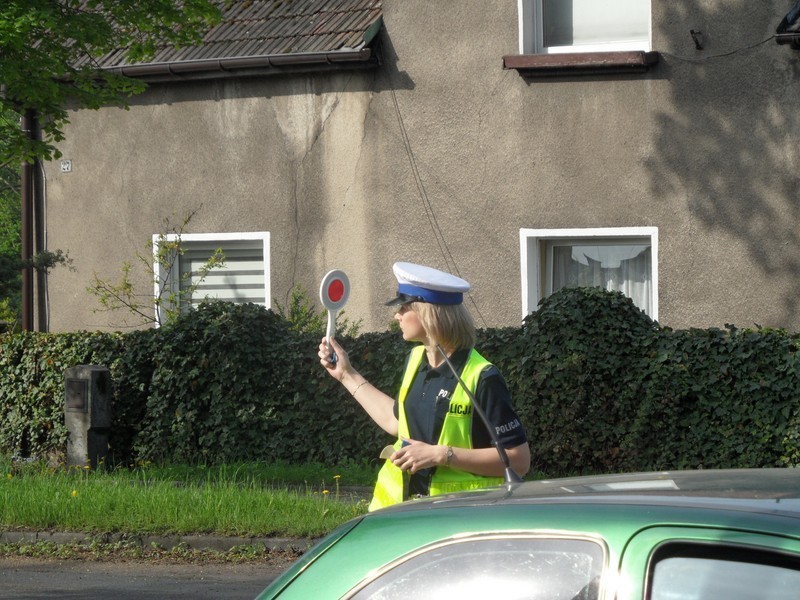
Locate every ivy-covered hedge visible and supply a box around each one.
[0,302,406,468]
[499,288,800,476]
[1,289,799,477]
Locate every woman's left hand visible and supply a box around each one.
[391,439,447,473]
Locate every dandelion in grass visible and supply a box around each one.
[71,490,78,498]
[320,489,331,518]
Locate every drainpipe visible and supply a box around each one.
[34,117,47,332]
[20,110,34,331]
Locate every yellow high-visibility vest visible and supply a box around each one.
[369,346,504,511]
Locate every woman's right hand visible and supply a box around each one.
[318,336,351,381]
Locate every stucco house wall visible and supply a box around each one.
[43,1,800,333]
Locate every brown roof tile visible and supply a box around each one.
[78,0,382,71]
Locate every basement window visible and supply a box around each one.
[153,231,270,325]
[520,227,658,319]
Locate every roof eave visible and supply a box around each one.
[102,47,378,83]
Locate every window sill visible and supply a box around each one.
[502,51,659,77]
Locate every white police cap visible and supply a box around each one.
[385,262,471,306]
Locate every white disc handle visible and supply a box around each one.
[319,270,350,363]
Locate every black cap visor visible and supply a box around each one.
[385,292,426,306]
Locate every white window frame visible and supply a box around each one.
[517,0,652,55]
[153,231,271,326]
[519,227,658,320]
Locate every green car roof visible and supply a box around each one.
[259,469,800,599]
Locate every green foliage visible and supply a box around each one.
[0,162,73,327]
[0,331,100,458]
[87,208,225,327]
[88,328,157,465]
[0,299,18,332]
[133,302,291,463]
[274,285,326,333]
[0,242,74,328]
[0,455,367,539]
[24,249,74,274]
[0,0,222,164]
[491,288,800,476]
[621,325,800,471]
[0,164,21,321]
[513,287,660,474]
[109,460,378,488]
[0,287,799,477]
[274,284,362,337]
[272,328,406,466]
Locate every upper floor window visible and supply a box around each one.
[520,227,658,320]
[518,0,651,54]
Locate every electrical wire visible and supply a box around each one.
[390,88,488,327]
[661,34,776,63]
[390,89,451,272]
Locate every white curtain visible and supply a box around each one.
[552,244,652,316]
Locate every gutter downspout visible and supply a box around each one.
[20,110,34,331]
[34,119,47,332]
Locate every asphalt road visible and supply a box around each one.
[0,557,289,599]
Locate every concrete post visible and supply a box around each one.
[64,365,112,469]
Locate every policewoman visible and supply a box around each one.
[318,262,530,511]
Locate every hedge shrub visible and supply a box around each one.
[0,331,102,459]
[504,287,660,475]
[1,290,798,477]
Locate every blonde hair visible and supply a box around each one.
[410,301,476,351]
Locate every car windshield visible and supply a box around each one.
[347,536,604,600]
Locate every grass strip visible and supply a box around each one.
[0,539,303,565]
[1,458,372,538]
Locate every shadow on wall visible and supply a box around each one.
[647,2,800,327]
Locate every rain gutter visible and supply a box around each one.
[102,48,378,83]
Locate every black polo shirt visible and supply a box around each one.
[393,348,527,496]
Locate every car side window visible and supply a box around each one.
[347,535,604,600]
[649,543,800,600]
